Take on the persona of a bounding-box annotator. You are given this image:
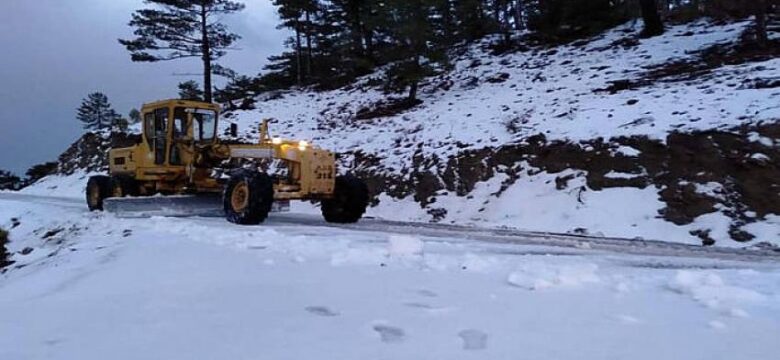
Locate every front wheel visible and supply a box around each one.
[86,175,111,211]
[321,175,369,223]
[110,176,138,198]
[223,170,274,225]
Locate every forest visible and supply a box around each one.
[222,0,772,103]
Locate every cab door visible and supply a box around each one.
[141,107,169,167]
[169,107,189,166]
[152,107,168,165]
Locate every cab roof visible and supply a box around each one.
[140,99,221,113]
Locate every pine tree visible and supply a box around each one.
[112,117,130,133]
[0,170,22,191]
[119,0,245,103]
[178,80,205,101]
[76,92,120,131]
[383,0,448,101]
[455,0,490,40]
[752,0,768,46]
[0,227,12,269]
[128,109,141,124]
[25,162,58,183]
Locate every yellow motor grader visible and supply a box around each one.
[86,99,369,224]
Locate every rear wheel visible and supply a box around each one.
[223,170,274,225]
[321,175,369,223]
[86,175,111,211]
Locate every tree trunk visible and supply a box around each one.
[350,2,365,58]
[639,0,664,38]
[440,0,451,41]
[200,4,213,103]
[755,0,768,46]
[513,0,524,30]
[295,17,303,85]
[305,10,313,78]
[408,55,420,102]
[408,81,418,102]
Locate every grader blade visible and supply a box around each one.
[104,194,223,218]
[103,195,291,218]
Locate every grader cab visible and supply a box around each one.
[86,99,369,224]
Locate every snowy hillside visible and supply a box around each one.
[224,19,779,246]
[236,20,777,158]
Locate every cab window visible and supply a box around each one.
[173,107,187,139]
[153,108,169,165]
[143,112,154,148]
[192,110,217,142]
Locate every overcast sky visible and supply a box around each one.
[0,0,286,175]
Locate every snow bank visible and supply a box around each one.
[19,170,96,199]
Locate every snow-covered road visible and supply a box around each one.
[1,194,779,359]
[3,192,779,263]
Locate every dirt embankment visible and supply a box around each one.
[346,121,780,244]
[57,132,140,175]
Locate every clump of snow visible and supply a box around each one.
[604,170,642,179]
[614,145,641,157]
[747,132,775,147]
[750,153,770,162]
[507,260,599,290]
[667,270,766,309]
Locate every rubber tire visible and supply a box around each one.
[321,175,369,224]
[86,175,111,211]
[223,170,274,225]
[110,176,139,198]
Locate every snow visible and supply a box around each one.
[604,170,642,179]
[387,235,424,257]
[2,197,780,359]
[18,170,98,199]
[507,260,600,290]
[667,270,767,309]
[613,145,641,157]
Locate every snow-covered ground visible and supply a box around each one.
[2,195,780,359]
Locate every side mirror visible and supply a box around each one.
[230,123,238,138]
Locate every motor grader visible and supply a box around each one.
[86,99,369,225]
